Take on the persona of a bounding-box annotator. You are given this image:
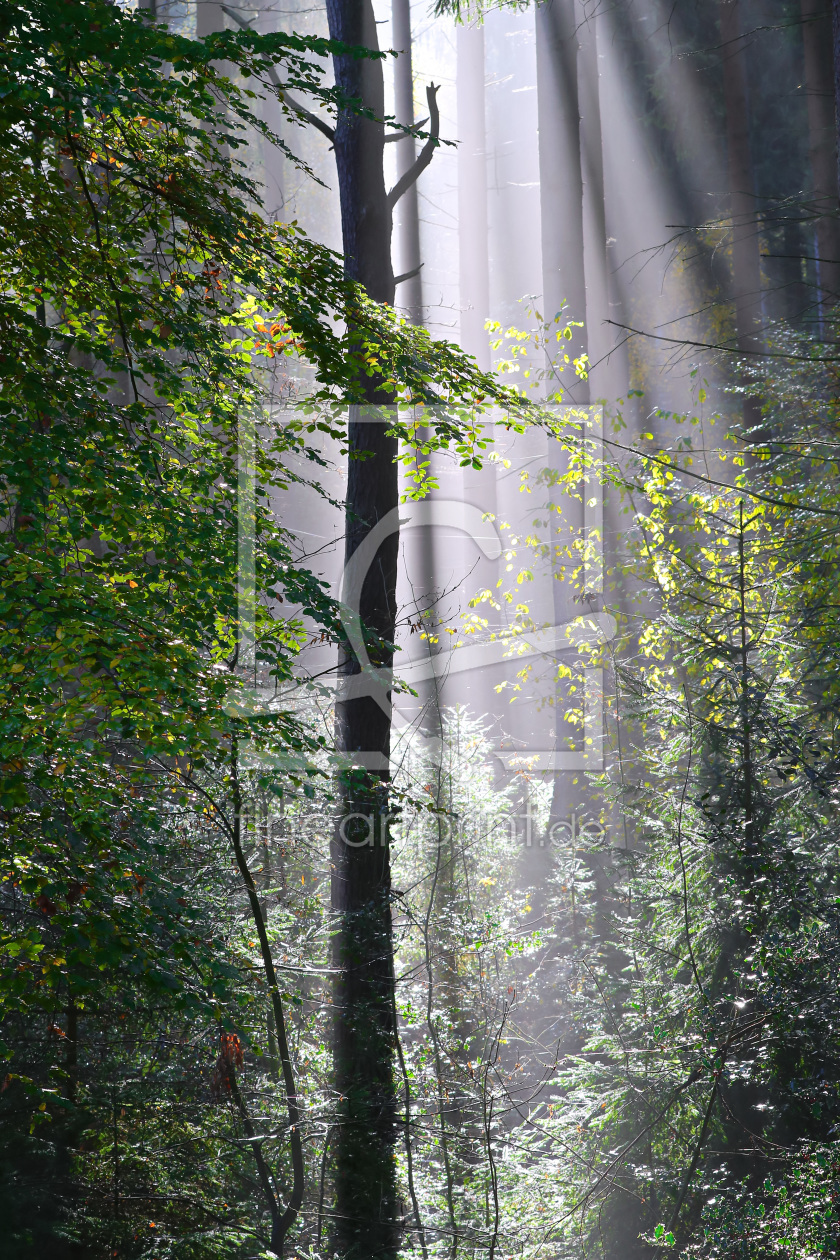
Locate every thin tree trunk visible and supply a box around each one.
[456,22,497,741]
[536,0,587,393]
[230,742,304,1257]
[393,0,423,324]
[425,764,459,1258]
[457,22,490,368]
[801,0,840,305]
[718,0,763,427]
[325,2,400,1256]
[577,0,610,405]
[720,0,762,348]
[537,0,609,834]
[191,8,305,1247]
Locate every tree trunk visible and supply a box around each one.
[328,0,395,305]
[457,22,490,368]
[329,425,400,1260]
[325,2,400,1256]
[577,0,610,405]
[801,0,840,306]
[536,0,610,834]
[720,0,762,348]
[832,0,840,198]
[718,0,763,427]
[536,0,587,393]
[392,0,423,324]
[539,0,584,846]
[196,0,225,38]
[456,23,496,744]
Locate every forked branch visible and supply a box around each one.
[387,84,440,210]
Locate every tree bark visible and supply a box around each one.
[196,0,225,38]
[720,0,761,350]
[832,0,840,198]
[536,0,610,833]
[392,0,423,324]
[718,0,763,429]
[801,0,840,305]
[325,2,400,1256]
[329,420,400,1260]
[536,0,587,393]
[328,0,395,305]
[457,22,490,369]
[538,0,586,834]
[577,0,610,405]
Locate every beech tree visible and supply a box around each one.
[314,4,450,1252]
[0,3,514,1253]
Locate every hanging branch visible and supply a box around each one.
[387,84,440,210]
[221,6,336,143]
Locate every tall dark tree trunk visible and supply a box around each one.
[718,0,763,427]
[801,0,840,305]
[325,3,400,1257]
[832,0,840,197]
[329,408,400,1260]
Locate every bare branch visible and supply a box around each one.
[395,263,423,286]
[384,115,428,142]
[387,84,440,210]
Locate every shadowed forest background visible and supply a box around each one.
[2,0,840,1257]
